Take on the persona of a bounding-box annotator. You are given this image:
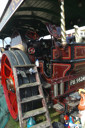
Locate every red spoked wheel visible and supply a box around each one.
[1,50,31,120]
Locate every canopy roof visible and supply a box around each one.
[0,0,85,38]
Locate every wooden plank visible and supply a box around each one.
[22,107,46,119]
[19,82,40,89]
[31,121,50,128]
[21,95,43,103]
[13,67,24,128]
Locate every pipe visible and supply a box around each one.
[60,81,64,95]
[54,83,58,97]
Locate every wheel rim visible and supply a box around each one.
[1,54,18,120]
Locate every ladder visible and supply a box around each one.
[13,64,52,128]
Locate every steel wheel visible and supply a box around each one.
[1,50,31,120]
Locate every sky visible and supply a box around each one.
[0,0,9,47]
[0,0,9,18]
[0,37,11,48]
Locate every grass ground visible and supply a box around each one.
[5,108,60,128]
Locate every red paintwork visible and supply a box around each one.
[28,54,35,63]
[40,44,85,82]
[53,48,60,60]
[26,31,39,40]
[52,46,71,60]
[39,43,85,112]
[70,62,85,75]
[39,61,71,83]
[61,46,71,60]
[1,54,18,120]
[74,46,85,59]
[52,63,71,78]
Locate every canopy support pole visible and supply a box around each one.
[60,0,67,46]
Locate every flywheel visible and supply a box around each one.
[1,50,31,120]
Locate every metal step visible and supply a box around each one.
[68,101,79,107]
[21,95,43,103]
[22,107,46,120]
[53,103,64,111]
[19,82,40,89]
[30,121,51,128]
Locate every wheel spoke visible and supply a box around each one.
[8,90,11,94]
[9,92,17,112]
[4,63,12,71]
[8,91,16,105]
[10,73,14,79]
[3,75,8,79]
[4,56,7,62]
[12,96,16,106]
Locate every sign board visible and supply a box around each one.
[0,0,24,31]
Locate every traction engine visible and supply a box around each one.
[0,0,85,126]
[1,28,85,121]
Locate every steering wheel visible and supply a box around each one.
[28,47,35,54]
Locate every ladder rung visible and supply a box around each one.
[30,121,51,128]
[21,95,43,103]
[22,107,46,120]
[19,82,40,89]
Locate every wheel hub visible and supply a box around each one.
[6,77,15,93]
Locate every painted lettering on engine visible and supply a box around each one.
[70,76,85,86]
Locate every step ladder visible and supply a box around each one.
[13,64,53,128]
